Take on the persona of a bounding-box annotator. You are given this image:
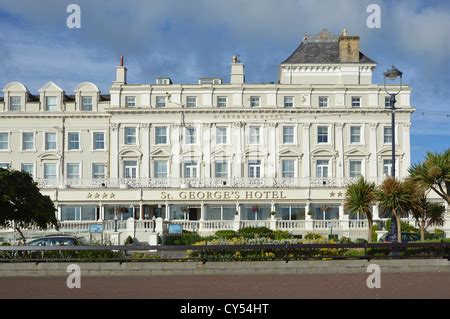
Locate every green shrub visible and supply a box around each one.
[272,230,292,240]
[304,232,324,240]
[385,220,419,234]
[339,236,352,244]
[372,224,379,242]
[124,236,134,245]
[238,227,273,239]
[354,238,367,244]
[214,230,237,239]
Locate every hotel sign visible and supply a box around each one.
[160,190,287,201]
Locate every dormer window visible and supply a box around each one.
[9,97,21,111]
[45,96,57,111]
[125,96,136,108]
[81,96,93,111]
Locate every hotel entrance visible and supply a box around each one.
[188,207,200,220]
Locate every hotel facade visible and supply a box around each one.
[1,29,444,240]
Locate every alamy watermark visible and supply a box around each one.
[366,264,381,289]
[66,4,81,29]
[367,4,381,29]
[66,264,81,288]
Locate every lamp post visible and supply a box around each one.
[114,208,118,232]
[383,66,403,243]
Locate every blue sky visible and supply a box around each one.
[0,0,449,164]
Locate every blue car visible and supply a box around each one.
[379,232,420,243]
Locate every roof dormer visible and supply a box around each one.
[74,82,100,111]
[38,81,64,111]
[2,82,29,111]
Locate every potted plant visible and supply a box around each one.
[180,206,190,214]
[251,205,260,213]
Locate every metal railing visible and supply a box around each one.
[0,242,449,262]
[35,177,387,189]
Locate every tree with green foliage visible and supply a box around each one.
[408,149,450,206]
[410,192,446,241]
[0,168,58,243]
[376,177,416,243]
[344,176,376,242]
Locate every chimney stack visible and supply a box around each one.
[115,55,127,84]
[230,54,245,84]
[338,29,360,63]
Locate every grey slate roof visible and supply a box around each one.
[281,41,376,64]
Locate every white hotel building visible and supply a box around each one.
[0,29,428,239]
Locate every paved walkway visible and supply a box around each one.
[1,273,450,298]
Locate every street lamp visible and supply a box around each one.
[383,65,403,243]
[114,208,118,232]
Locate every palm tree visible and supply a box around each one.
[409,149,450,205]
[344,176,376,242]
[376,177,415,243]
[410,193,446,241]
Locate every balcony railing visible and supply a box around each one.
[35,177,386,189]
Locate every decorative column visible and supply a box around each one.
[139,201,144,220]
[165,203,170,221]
[335,123,344,179]
[304,201,313,231]
[233,202,241,231]
[110,123,119,178]
[99,203,105,221]
[232,122,243,178]
[302,123,311,185]
[402,122,411,178]
[369,123,378,179]
[268,123,277,178]
[172,124,181,178]
[202,123,211,178]
[142,123,150,178]
[56,205,62,220]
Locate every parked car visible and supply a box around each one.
[27,235,87,246]
[378,232,420,243]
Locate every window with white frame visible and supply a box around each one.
[383,159,393,177]
[67,163,81,179]
[44,163,57,179]
[156,96,166,108]
[124,127,137,145]
[385,96,391,108]
[92,163,106,179]
[185,127,197,144]
[248,160,261,178]
[317,126,329,144]
[250,96,260,108]
[316,160,329,178]
[22,132,34,150]
[215,161,228,178]
[68,132,80,150]
[154,161,168,178]
[155,126,167,144]
[0,133,8,150]
[93,132,105,150]
[350,126,361,144]
[282,160,295,178]
[383,126,393,144]
[125,96,136,108]
[21,163,34,176]
[349,160,362,177]
[0,163,9,169]
[284,96,294,108]
[45,132,57,150]
[283,126,294,144]
[319,96,329,108]
[45,96,57,111]
[184,161,198,178]
[351,96,361,108]
[123,161,138,178]
[216,127,227,144]
[9,96,21,111]
[81,96,93,111]
[186,96,197,108]
[217,96,227,108]
[249,126,261,144]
